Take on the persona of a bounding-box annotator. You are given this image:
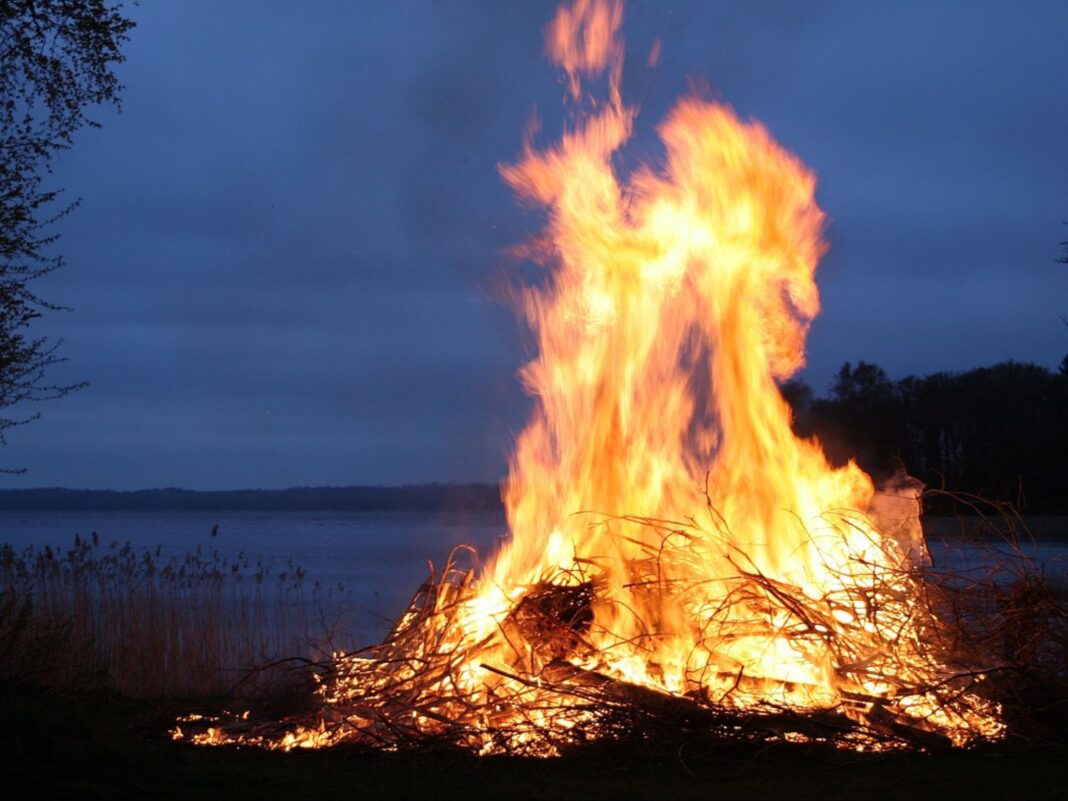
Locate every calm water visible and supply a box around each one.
[0,509,508,646]
[2,510,1064,644]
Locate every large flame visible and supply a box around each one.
[182,0,1001,753]
[459,0,997,742]
[477,0,910,706]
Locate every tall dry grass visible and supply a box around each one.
[0,531,354,698]
[918,496,1068,741]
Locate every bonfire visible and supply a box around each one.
[177,0,1006,755]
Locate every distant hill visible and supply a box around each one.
[0,484,504,513]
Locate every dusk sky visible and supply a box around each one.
[5,0,1067,490]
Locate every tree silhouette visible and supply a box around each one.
[1060,223,1067,334]
[807,361,905,481]
[0,0,134,467]
[786,360,1068,513]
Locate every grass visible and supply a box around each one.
[0,533,354,698]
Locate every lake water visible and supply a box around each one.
[2,510,1065,646]
[0,509,509,647]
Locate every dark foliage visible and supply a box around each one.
[787,360,1068,513]
[0,0,134,464]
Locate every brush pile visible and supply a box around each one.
[175,507,1061,756]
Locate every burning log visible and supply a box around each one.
[503,581,597,664]
[539,659,718,723]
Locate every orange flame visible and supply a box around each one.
[183,0,1002,753]
[487,0,862,689]
[546,0,624,102]
[464,0,997,734]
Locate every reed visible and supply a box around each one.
[0,531,354,698]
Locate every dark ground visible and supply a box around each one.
[2,690,1066,801]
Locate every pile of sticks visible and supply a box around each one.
[178,510,1031,754]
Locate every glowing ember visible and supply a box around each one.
[180,0,1003,753]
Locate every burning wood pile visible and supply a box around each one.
[178,518,1002,754]
[177,0,1010,755]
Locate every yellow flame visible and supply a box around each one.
[187,0,1002,753]
[485,0,857,691]
[456,0,998,739]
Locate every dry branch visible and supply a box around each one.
[174,507,1055,756]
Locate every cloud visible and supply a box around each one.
[5,0,1067,487]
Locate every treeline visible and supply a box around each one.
[783,359,1068,513]
[4,359,1066,514]
[0,483,504,514]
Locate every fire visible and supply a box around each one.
[181,0,1002,753]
